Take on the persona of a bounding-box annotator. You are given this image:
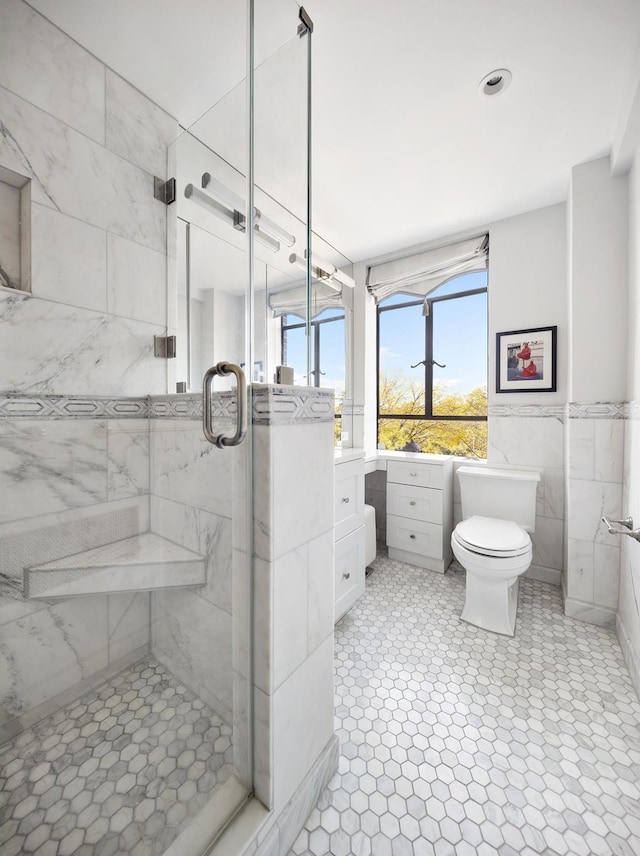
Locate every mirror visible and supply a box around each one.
[168,116,354,445]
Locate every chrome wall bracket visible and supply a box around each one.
[154,177,176,205]
[154,335,176,359]
[602,516,640,542]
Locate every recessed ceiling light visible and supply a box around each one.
[479,68,512,97]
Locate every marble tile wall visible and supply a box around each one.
[565,410,625,627]
[618,410,640,700]
[486,408,565,586]
[0,0,177,737]
[148,418,239,726]
[0,0,177,398]
[250,388,337,817]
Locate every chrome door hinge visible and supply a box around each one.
[154,335,176,358]
[154,177,176,205]
[298,7,313,36]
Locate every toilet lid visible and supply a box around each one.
[455,515,530,557]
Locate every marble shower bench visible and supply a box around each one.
[25,532,206,599]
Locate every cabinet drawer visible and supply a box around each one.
[387,460,443,489]
[387,514,443,560]
[335,460,364,541]
[387,483,443,524]
[335,525,365,622]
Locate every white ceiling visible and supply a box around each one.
[28,0,640,264]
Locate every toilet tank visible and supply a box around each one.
[457,466,540,531]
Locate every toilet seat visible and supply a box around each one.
[454,515,530,558]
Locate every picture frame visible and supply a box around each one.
[496,326,557,393]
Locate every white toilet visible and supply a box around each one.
[451,466,540,636]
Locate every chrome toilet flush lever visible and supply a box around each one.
[602,516,640,542]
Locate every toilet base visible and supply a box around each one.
[461,572,519,636]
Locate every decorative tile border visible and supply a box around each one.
[490,402,628,420]
[625,401,640,420]
[149,394,203,420]
[566,401,626,419]
[0,394,149,419]
[489,404,565,418]
[252,385,335,425]
[1,387,336,426]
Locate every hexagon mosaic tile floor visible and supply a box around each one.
[291,555,640,856]
[0,658,233,856]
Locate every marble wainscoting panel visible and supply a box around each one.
[271,634,335,814]
[253,686,271,807]
[594,418,625,483]
[567,418,596,480]
[106,418,150,501]
[108,591,151,663]
[529,515,563,585]
[307,529,336,654]
[150,494,200,554]
[0,290,165,395]
[539,465,564,520]
[253,422,335,562]
[0,594,109,725]
[0,86,166,253]
[252,557,271,698]
[617,546,640,701]
[0,0,106,143]
[150,494,233,615]
[488,413,564,469]
[198,508,233,615]
[150,418,236,518]
[30,203,107,312]
[107,232,167,327]
[566,538,596,603]
[0,417,107,523]
[272,544,309,692]
[105,70,177,177]
[567,478,623,544]
[151,587,233,725]
[593,541,622,609]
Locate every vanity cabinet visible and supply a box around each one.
[386,456,453,573]
[334,457,365,621]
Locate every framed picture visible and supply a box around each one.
[496,326,557,393]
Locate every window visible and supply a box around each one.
[377,270,487,458]
[281,307,345,440]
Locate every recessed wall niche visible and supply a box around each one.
[0,165,31,292]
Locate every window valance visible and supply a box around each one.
[366,234,489,304]
[268,280,344,320]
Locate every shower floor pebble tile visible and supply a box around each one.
[0,658,233,856]
[290,554,640,856]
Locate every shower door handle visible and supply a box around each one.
[203,362,247,448]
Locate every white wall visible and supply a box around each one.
[618,148,640,693]
[569,158,628,402]
[488,203,567,405]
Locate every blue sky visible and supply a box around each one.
[379,271,488,397]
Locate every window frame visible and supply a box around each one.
[280,309,346,387]
[376,283,488,426]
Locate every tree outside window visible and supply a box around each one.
[377,271,488,457]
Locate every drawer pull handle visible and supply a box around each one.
[409,534,416,539]
[409,501,416,506]
[342,571,351,579]
[342,497,350,504]
[410,471,417,476]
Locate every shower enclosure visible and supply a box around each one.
[0,1,326,853]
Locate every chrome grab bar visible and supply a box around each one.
[202,362,247,448]
[602,516,640,542]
